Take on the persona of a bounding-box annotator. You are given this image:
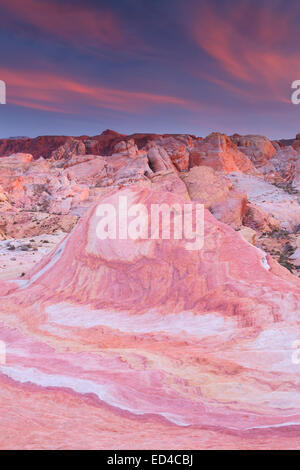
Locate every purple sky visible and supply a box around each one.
[0,0,299,139]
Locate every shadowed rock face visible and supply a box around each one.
[1,186,300,449]
[231,134,276,166]
[0,130,196,160]
[280,134,300,152]
[0,130,129,159]
[0,135,70,159]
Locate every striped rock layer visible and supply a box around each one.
[0,186,300,449]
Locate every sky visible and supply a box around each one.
[0,0,299,139]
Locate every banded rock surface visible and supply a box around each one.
[0,186,300,449]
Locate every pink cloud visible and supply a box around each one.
[0,67,199,114]
[0,0,126,49]
[189,1,300,104]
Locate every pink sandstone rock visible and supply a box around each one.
[0,185,11,213]
[0,130,193,160]
[151,136,191,171]
[111,155,153,186]
[0,211,78,238]
[0,149,152,225]
[228,172,300,231]
[1,130,300,448]
[243,202,281,233]
[292,134,300,152]
[112,139,139,159]
[293,158,300,192]
[189,133,254,173]
[0,135,70,159]
[150,171,190,200]
[1,186,300,449]
[180,166,247,228]
[259,146,299,187]
[62,156,106,184]
[50,138,86,160]
[146,144,175,173]
[238,226,257,245]
[209,190,247,229]
[231,134,277,166]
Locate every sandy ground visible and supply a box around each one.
[0,231,66,281]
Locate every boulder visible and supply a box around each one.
[189,133,254,173]
[231,134,276,166]
[50,138,86,160]
[180,166,247,228]
[238,226,257,245]
[112,139,139,159]
[243,202,280,233]
[152,136,190,171]
[146,144,175,173]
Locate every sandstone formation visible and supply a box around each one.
[0,186,300,449]
[180,166,247,228]
[228,172,300,231]
[1,129,300,449]
[189,133,254,173]
[231,134,277,166]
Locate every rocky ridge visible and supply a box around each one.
[1,129,300,276]
[1,130,300,449]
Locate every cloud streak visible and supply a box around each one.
[0,67,199,114]
[190,0,300,104]
[0,0,126,50]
